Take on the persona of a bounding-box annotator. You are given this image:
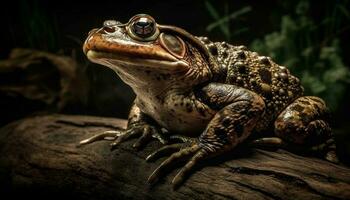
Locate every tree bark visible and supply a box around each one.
[0,114,349,200]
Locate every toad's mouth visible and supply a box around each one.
[86,50,189,72]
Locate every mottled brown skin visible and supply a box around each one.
[80,14,337,189]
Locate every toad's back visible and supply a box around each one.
[198,38,304,131]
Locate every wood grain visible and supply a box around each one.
[0,114,349,200]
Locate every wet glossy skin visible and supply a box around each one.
[81,14,337,189]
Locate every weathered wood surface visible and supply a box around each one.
[0,114,349,200]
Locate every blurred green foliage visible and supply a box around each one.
[205,1,251,41]
[205,0,350,111]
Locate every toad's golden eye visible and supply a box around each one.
[127,14,159,41]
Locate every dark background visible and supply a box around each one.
[1,0,350,163]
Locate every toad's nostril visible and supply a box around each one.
[103,26,115,33]
[103,20,118,33]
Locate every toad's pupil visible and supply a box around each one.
[133,17,155,37]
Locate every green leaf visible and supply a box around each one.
[204,0,220,20]
[206,6,252,32]
[204,0,230,39]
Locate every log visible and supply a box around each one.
[0,114,349,200]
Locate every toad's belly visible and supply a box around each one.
[138,101,214,136]
[155,112,212,136]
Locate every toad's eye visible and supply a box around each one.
[133,17,155,37]
[127,14,159,41]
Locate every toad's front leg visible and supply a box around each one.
[147,83,265,188]
[79,102,168,150]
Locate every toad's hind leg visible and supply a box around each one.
[274,96,338,163]
[147,84,266,188]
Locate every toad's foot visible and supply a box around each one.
[79,123,168,150]
[146,138,208,189]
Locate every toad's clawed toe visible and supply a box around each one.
[78,130,120,146]
[110,127,142,150]
[146,139,208,189]
[79,122,168,151]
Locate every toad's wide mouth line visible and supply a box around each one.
[86,50,189,71]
